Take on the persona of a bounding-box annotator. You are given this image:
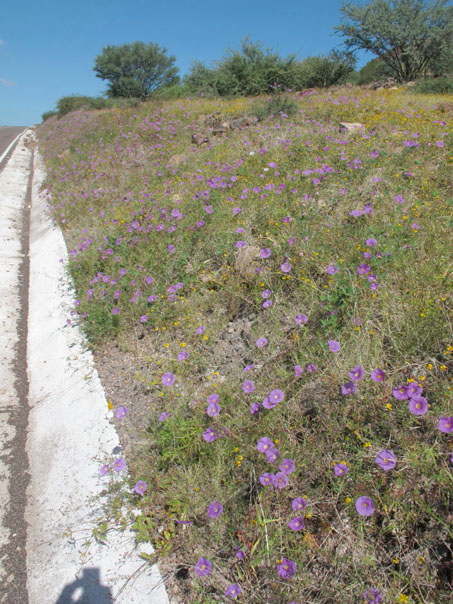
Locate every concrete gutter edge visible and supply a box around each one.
[26,131,169,603]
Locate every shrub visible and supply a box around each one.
[41,110,58,122]
[298,51,356,88]
[253,94,299,121]
[357,58,394,85]
[411,76,453,94]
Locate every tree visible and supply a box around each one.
[297,50,356,87]
[93,42,179,98]
[335,0,453,82]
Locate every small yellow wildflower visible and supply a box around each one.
[440,364,447,371]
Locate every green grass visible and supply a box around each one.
[37,86,452,603]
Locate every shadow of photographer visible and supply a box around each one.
[56,567,112,603]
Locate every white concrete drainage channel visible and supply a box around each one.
[2,130,169,603]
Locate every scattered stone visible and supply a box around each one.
[191,133,209,145]
[339,122,364,133]
[230,117,250,130]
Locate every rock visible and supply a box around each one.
[406,81,416,87]
[234,245,263,281]
[339,122,364,133]
[191,133,209,146]
[230,117,250,130]
[212,127,227,136]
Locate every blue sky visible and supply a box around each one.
[0,0,371,126]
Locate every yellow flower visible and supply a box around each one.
[440,364,447,371]
[399,594,408,603]
[386,403,393,410]
[345,497,352,504]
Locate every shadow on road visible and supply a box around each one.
[55,567,112,603]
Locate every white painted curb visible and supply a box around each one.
[26,133,169,603]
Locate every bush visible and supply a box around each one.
[55,95,106,116]
[185,38,302,97]
[297,51,356,88]
[411,76,453,94]
[53,94,142,118]
[253,94,299,121]
[41,110,58,122]
[357,58,394,85]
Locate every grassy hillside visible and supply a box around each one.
[37,87,452,603]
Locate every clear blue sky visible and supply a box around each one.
[0,0,371,126]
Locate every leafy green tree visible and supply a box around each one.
[185,38,301,97]
[335,0,453,82]
[93,42,179,98]
[356,57,395,84]
[297,50,356,87]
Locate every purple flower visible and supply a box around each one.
[259,472,274,486]
[261,289,271,298]
[235,240,246,248]
[333,462,348,476]
[355,496,375,517]
[371,368,386,382]
[265,448,280,464]
[195,325,206,335]
[134,480,147,495]
[113,457,126,472]
[99,464,110,476]
[206,393,219,404]
[437,417,453,433]
[250,402,260,415]
[280,261,292,273]
[392,385,409,400]
[256,337,268,348]
[394,194,405,204]
[207,501,223,519]
[277,557,297,579]
[159,411,170,421]
[408,395,428,415]
[194,557,212,577]
[235,544,249,560]
[272,472,289,489]
[294,365,303,377]
[262,299,272,308]
[341,382,358,395]
[116,406,128,419]
[268,389,284,405]
[327,264,338,275]
[288,516,305,531]
[242,380,255,393]
[256,437,274,453]
[162,372,176,386]
[358,263,371,275]
[203,427,218,442]
[295,313,308,325]
[349,365,365,381]
[328,340,341,352]
[363,588,382,604]
[178,350,189,361]
[225,584,242,599]
[375,449,396,471]
[279,458,295,474]
[406,382,422,398]
[206,402,220,417]
[292,497,307,511]
[233,207,241,215]
[306,363,318,373]
[260,248,271,258]
[366,238,378,247]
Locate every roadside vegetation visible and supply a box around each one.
[37,83,452,603]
